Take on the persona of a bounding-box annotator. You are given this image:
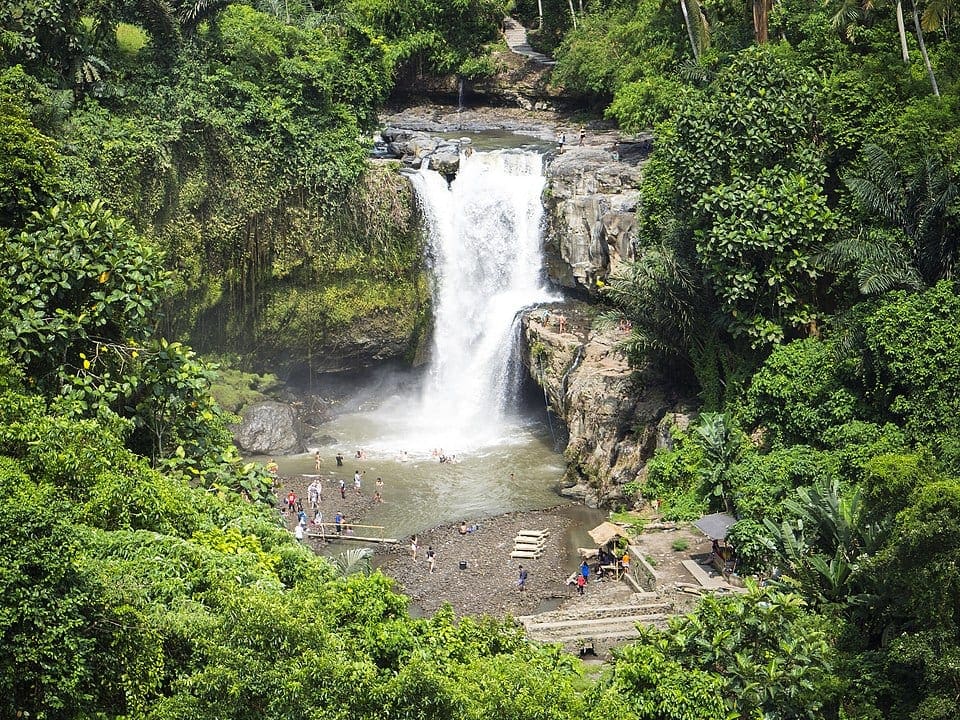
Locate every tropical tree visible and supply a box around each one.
[764,481,882,607]
[831,143,958,292]
[695,412,744,513]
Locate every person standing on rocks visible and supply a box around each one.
[410,536,419,561]
[557,132,566,153]
[314,451,322,471]
[339,478,346,499]
[353,470,363,495]
[578,126,586,146]
[576,573,586,596]
[517,565,528,591]
[427,546,436,573]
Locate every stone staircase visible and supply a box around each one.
[517,598,673,649]
[503,17,556,66]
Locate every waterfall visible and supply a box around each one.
[407,148,555,449]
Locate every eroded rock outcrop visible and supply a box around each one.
[542,139,652,294]
[522,303,696,507]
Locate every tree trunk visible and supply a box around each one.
[568,0,578,29]
[680,0,701,61]
[897,0,910,62]
[752,0,770,44]
[912,0,940,97]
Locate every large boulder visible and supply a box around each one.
[234,401,304,455]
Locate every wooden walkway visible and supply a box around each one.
[307,522,398,544]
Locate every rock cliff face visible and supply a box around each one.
[522,303,696,507]
[542,140,652,293]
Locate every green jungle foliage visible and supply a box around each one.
[3,0,960,718]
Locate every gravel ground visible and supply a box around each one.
[378,508,579,617]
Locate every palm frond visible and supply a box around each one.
[333,547,373,577]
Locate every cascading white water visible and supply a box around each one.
[407,148,556,449]
[270,142,570,534]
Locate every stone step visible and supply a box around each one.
[540,627,646,644]
[522,613,668,631]
[681,559,726,588]
[519,603,671,625]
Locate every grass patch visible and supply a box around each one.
[671,538,690,552]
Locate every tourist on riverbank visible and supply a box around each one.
[314,451,322,470]
[517,565,528,591]
[307,479,321,508]
[285,491,297,513]
[339,478,346,499]
[576,573,586,595]
[335,511,343,535]
[354,470,363,495]
[294,524,304,542]
[427,546,435,573]
[336,451,343,466]
[580,560,590,584]
[410,536,419,561]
